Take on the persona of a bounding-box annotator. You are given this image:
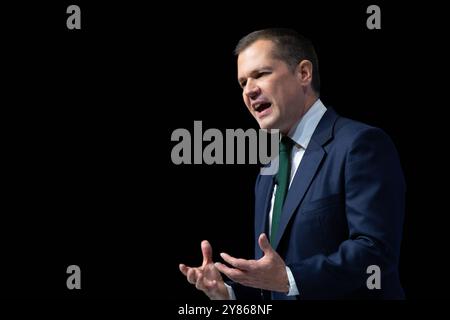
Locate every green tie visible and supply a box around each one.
[271,136,294,244]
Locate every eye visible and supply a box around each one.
[256,71,270,79]
[239,80,247,89]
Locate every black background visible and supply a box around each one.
[2,0,448,307]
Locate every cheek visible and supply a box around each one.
[275,84,298,110]
[243,96,251,110]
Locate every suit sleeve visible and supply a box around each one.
[288,127,406,299]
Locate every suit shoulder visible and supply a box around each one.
[331,116,401,164]
[333,116,393,146]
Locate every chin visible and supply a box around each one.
[257,122,271,130]
[258,118,278,131]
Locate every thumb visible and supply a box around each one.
[201,240,213,266]
[258,233,273,255]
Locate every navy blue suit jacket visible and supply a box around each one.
[232,108,405,299]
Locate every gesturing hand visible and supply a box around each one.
[214,233,289,293]
[179,240,230,300]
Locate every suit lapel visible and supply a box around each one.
[271,108,338,250]
[271,142,325,249]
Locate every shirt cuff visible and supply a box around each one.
[224,283,236,300]
[286,266,299,296]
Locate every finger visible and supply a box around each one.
[204,262,220,277]
[206,279,217,288]
[204,279,221,292]
[258,233,273,255]
[201,240,213,266]
[215,262,245,282]
[179,264,189,276]
[220,252,253,271]
[187,268,198,284]
[195,271,206,291]
[197,274,218,292]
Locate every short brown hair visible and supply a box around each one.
[235,28,320,94]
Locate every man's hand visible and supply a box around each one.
[214,233,289,293]
[179,240,230,300]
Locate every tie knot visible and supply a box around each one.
[280,136,294,153]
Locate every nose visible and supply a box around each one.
[244,79,260,100]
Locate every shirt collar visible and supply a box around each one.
[287,98,327,149]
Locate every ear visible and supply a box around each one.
[295,60,313,87]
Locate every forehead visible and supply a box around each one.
[237,40,278,76]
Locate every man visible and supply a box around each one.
[179,28,405,299]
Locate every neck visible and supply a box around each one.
[283,94,319,135]
[302,95,319,117]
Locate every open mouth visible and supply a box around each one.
[255,102,272,113]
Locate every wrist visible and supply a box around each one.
[208,282,230,300]
[276,271,290,293]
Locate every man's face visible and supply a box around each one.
[237,40,306,134]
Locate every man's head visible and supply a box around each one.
[235,28,320,134]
